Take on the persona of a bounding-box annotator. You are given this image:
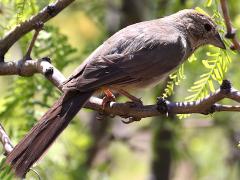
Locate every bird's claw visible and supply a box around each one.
[201,104,216,115]
[120,100,143,124]
[102,94,116,109]
[121,116,141,124]
[156,97,169,116]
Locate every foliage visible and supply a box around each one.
[0,1,77,178]
[0,25,76,131]
[0,0,38,36]
[0,158,14,180]
[162,64,185,98]
[186,50,231,99]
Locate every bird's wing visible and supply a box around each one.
[63,35,186,92]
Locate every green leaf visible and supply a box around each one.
[206,52,219,57]
[208,80,215,92]
[214,69,222,80]
[202,60,214,69]
[205,0,212,7]
[217,62,224,77]
[195,7,210,17]
[162,63,186,98]
[200,73,209,78]
[194,77,208,85]
[188,53,197,62]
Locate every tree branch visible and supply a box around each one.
[1,58,240,121]
[220,0,240,51]
[3,56,240,154]
[84,80,240,119]
[0,57,65,88]
[0,0,75,60]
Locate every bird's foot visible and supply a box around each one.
[102,89,116,109]
[156,97,169,116]
[121,116,141,124]
[120,100,143,124]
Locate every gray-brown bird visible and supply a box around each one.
[6,9,226,177]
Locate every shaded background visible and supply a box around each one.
[0,0,240,179]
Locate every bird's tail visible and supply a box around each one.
[6,90,94,178]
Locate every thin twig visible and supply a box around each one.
[220,0,240,51]
[23,22,44,61]
[0,0,75,60]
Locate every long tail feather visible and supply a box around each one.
[6,90,94,178]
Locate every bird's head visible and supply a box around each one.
[174,9,226,50]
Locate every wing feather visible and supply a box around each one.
[63,27,186,92]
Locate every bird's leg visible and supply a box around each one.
[113,88,143,123]
[101,88,142,123]
[102,88,116,109]
[115,88,143,105]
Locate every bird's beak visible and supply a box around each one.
[212,33,226,49]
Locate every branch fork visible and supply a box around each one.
[220,0,240,51]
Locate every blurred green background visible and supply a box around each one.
[0,0,240,179]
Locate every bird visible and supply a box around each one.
[6,9,226,177]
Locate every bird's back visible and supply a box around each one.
[63,18,188,91]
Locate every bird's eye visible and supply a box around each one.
[204,23,212,31]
